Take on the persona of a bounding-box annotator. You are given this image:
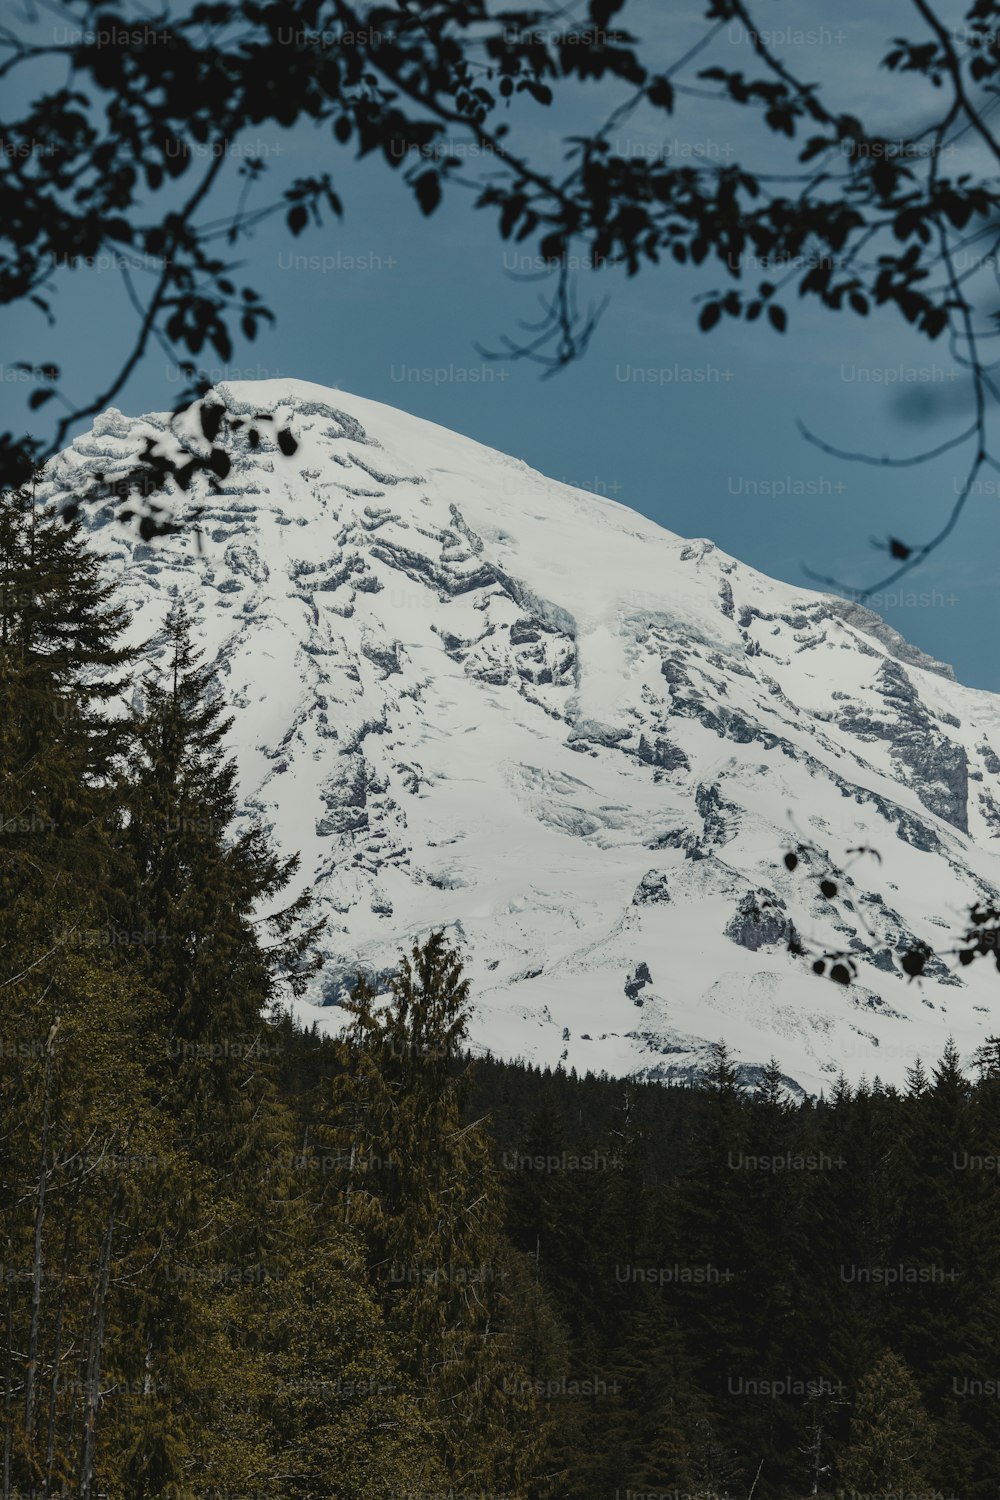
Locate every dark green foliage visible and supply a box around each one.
[0,489,508,1498]
[468,1047,1000,1498]
[320,933,558,1495]
[0,476,134,931]
[840,1351,936,1495]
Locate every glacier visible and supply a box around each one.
[38,377,1000,1095]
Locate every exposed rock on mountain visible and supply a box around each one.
[41,378,1000,1094]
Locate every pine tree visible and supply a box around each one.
[120,604,318,1028]
[0,476,134,960]
[115,604,320,1171]
[673,1045,755,1416]
[324,932,557,1496]
[839,1350,935,1494]
[879,1037,1000,1493]
[0,479,150,1499]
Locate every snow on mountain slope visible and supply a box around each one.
[39,377,1000,1094]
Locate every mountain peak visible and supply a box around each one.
[42,379,1000,1094]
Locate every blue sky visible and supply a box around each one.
[6,0,999,687]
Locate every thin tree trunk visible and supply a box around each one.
[77,1197,116,1500]
[3,1275,14,1500]
[25,1041,55,1461]
[44,1180,81,1498]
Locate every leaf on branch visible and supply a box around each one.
[922,306,948,338]
[590,0,626,27]
[900,944,931,979]
[414,170,442,215]
[647,76,673,111]
[199,402,225,442]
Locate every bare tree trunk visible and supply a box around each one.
[344,1139,356,1225]
[811,1421,823,1496]
[44,1181,81,1499]
[77,1197,116,1500]
[3,1276,14,1500]
[24,1040,55,1471]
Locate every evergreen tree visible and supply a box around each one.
[324,932,557,1497]
[672,1041,758,1481]
[120,604,318,1032]
[883,1039,999,1494]
[839,1350,935,1495]
[0,476,134,959]
[116,604,320,1171]
[0,479,148,1499]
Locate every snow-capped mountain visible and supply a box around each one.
[40,378,1000,1095]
